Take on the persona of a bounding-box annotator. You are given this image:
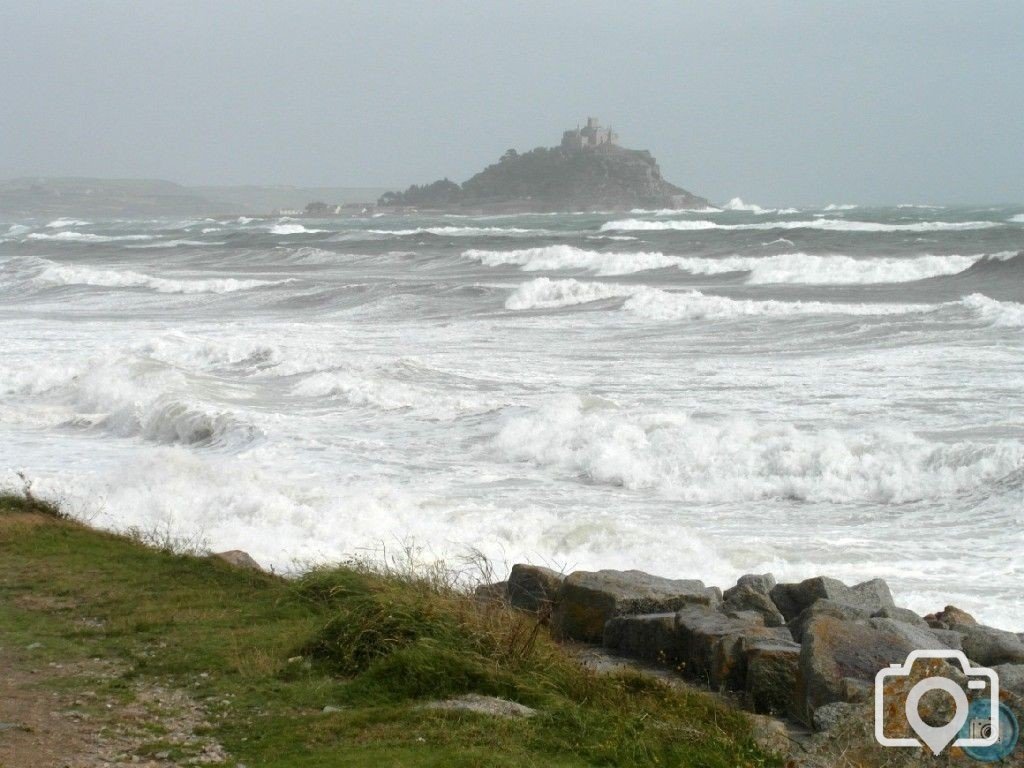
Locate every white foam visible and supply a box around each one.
[506,278,932,318]
[601,218,1000,233]
[629,206,723,214]
[9,355,260,447]
[36,261,289,294]
[270,223,326,235]
[505,277,633,309]
[468,245,977,284]
[493,394,1024,503]
[26,231,155,242]
[290,365,491,419]
[960,294,1024,328]
[135,332,284,371]
[46,218,91,228]
[741,253,975,284]
[1009,214,1024,223]
[465,245,682,275]
[724,197,772,214]
[2,224,30,238]
[823,203,858,211]
[369,226,541,236]
[126,239,220,249]
[620,287,931,320]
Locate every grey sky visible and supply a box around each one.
[2,1,1022,205]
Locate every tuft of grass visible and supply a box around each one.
[0,496,780,767]
[2,473,66,518]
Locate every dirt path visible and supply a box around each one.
[0,647,229,768]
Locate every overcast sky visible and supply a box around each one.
[2,1,1022,205]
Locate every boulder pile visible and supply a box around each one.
[480,566,1024,734]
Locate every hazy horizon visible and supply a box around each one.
[2,1,1023,206]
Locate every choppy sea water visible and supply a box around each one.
[1,204,1022,628]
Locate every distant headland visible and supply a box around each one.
[370,117,709,214]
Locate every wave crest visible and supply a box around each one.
[506,278,932,318]
[493,395,1024,503]
[601,218,1000,233]
[469,245,977,284]
[36,261,290,294]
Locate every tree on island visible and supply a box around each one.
[378,178,462,207]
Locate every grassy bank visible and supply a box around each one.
[0,493,779,767]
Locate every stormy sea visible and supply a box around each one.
[1,202,1022,628]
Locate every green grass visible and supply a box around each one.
[0,493,779,767]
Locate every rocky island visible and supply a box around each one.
[378,117,709,213]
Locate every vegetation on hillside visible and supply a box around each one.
[0,492,777,767]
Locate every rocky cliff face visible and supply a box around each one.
[380,144,708,212]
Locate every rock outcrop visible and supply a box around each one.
[379,133,708,213]
[551,569,720,642]
[506,564,563,612]
[501,560,1023,757]
[211,550,262,570]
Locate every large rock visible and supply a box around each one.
[675,605,789,690]
[212,550,262,570]
[867,618,953,651]
[930,628,965,651]
[924,604,977,630]
[724,573,777,599]
[602,613,679,665]
[797,614,918,723]
[994,663,1024,697]
[551,570,720,642]
[788,599,871,643]
[771,576,894,623]
[871,606,928,628]
[506,564,563,612]
[744,637,801,716]
[954,623,1024,666]
[425,694,536,719]
[720,585,782,626]
[812,701,860,732]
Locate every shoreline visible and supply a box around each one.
[4,492,1022,765]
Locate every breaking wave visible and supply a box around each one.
[134,332,284,372]
[629,206,723,214]
[722,197,797,215]
[958,294,1024,328]
[493,395,1024,503]
[15,356,261,448]
[26,231,156,242]
[36,261,290,294]
[465,245,682,275]
[601,218,1000,233]
[270,223,326,235]
[1009,214,1024,223]
[723,197,771,214]
[507,279,1023,328]
[467,245,978,284]
[505,278,932,319]
[368,226,542,236]
[505,278,632,309]
[46,218,92,228]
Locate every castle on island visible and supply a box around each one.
[561,117,619,151]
